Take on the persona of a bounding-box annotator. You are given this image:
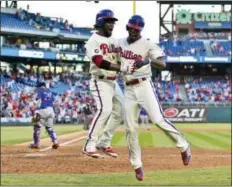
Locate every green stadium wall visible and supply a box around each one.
[1,106,231,126]
[207,107,232,123]
[162,106,231,123]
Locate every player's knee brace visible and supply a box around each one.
[33,125,41,145]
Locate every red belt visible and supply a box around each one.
[126,78,147,86]
[98,75,116,80]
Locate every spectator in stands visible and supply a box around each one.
[190,47,195,55]
[1,97,13,117]
[83,103,92,130]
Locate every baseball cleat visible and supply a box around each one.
[96,146,118,158]
[52,143,59,149]
[135,167,144,181]
[28,143,40,149]
[83,150,101,158]
[181,146,191,166]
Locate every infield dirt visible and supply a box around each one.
[1,129,231,174]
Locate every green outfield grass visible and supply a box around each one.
[110,123,231,150]
[111,131,232,150]
[1,123,231,186]
[1,124,83,145]
[2,166,231,186]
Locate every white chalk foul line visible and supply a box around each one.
[39,136,87,152]
[24,136,86,157]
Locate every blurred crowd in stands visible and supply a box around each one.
[2,9,232,58]
[0,69,96,125]
[160,32,231,41]
[160,40,207,56]
[15,9,74,32]
[184,77,232,103]
[2,37,86,54]
[159,32,231,56]
[210,41,231,56]
[1,68,231,121]
[153,79,182,102]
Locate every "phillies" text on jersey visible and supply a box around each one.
[100,43,142,60]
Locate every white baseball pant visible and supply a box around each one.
[123,78,189,169]
[97,81,124,148]
[35,107,55,128]
[33,107,58,145]
[83,78,123,152]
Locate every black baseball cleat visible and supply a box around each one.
[52,143,59,149]
[28,143,40,149]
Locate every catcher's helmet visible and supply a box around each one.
[126,15,145,31]
[94,9,118,28]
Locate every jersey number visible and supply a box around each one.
[44,93,52,101]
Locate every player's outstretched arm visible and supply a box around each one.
[148,42,167,69]
[150,57,166,69]
[134,57,166,70]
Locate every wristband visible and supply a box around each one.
[99,60,111,70]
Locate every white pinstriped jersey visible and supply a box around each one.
[117,38,165,82]
[85,33,119,77]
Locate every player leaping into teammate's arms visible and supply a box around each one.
[97,15,192,181]
[83,9,134,158]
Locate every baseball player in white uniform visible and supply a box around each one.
[83,9,133,158]
[120,15,191,181]
[96,15,192,181]
[96,75,124,153]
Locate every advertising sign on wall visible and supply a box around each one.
[19,50,44,58]
[56,52,79,61]
[163,107,207,122]
[176,9,231,24]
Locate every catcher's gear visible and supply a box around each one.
[94,9,118,28]
[28,143,40,149]
[31,113,41,124]
[126,15,145,31]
